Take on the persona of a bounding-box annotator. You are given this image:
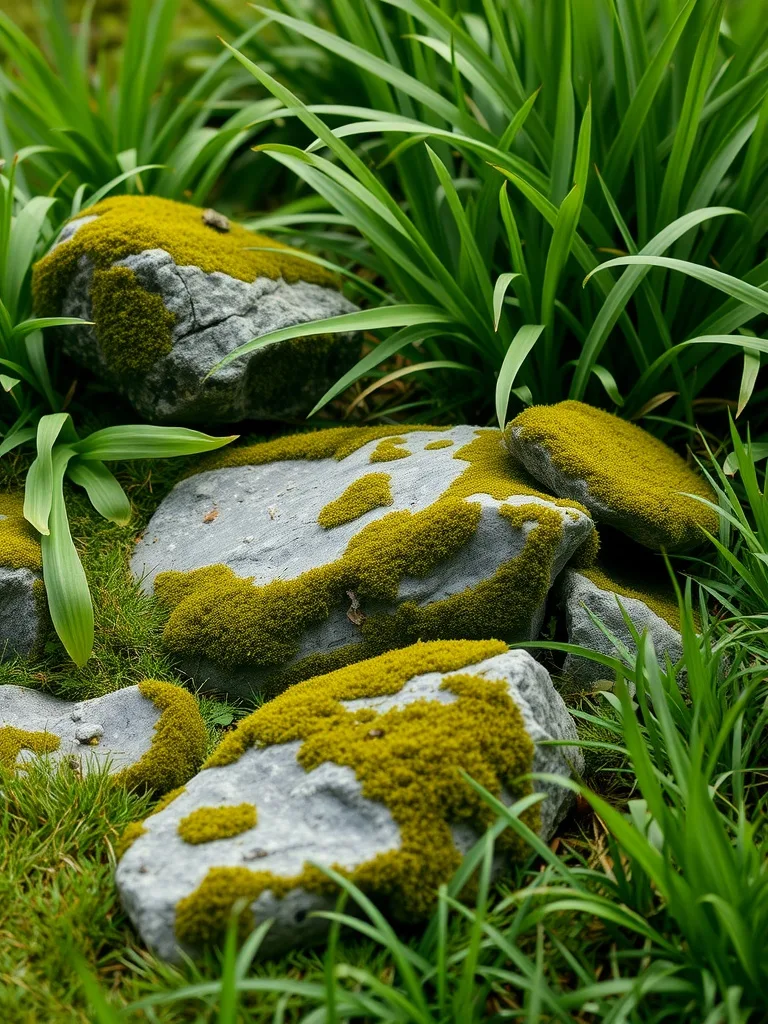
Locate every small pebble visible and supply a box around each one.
[75,723,104,744]
[243,848,269,861]
[70,710,82,722]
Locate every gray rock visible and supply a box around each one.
[0,566,43,659]
[132,426,597,698]
[40,212,359,424]
[0,683,181,779]
[560,570,683,686]
[116,645,583,962]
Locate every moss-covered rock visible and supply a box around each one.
[506,401,718,550]
[559,565,684,687]
[132,426,598,699]
[32,195,359,424]
[0,493,45,659]
[115,640,583,962]
[0,680,205,792]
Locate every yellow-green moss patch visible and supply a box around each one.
[174,641,536,945]
[118,785,188,858]
[370,437,411,463]
[0,726,59,769]
[424,439,454,450]
[508,401,718,550]
[0,493,42,572]
[178,803,258,845]
[90,265,175,372]
[114,681,206,795]
[317,473,393,529]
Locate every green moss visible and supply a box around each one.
[174,640,536,946]
[178,803,258,845]
[317,473,393,529]
[0,493,42,572]
[424,439,454,450]
[113,680,206,795]
[157,427,598,690]
[369,437,411,463]
[90,266,175,372]
[578,565,683,631]
[508,401,718,550]
[31,194,339,374]
[0,726,59,769]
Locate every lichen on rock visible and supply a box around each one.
[115,640,583,961]
[178,803,258,845]
[32,195,361,423]
[506,400,718,550]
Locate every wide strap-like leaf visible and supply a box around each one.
[67,457,132,526]
[72,424,238,461]
[23,413,73,536]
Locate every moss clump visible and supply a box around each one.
[369,437,411,463]
[90,265,175,372]
[317,473,393,528]
[32,194,339,375]
[118,785,188,858]
[507,401,718,550]
[114,681,206,795]
[0,493,42,572]
[424,439,454,450]
[0,726,59,769]
[178,803,258,845]
[578,565,682,631]
[174,640,536,946]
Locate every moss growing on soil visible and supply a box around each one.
[173,640,537,946]
[114,680,207,795]
[0,493,42,571]
[178,803,257,845]
[507,401,718,550]
[317,473,393,528]
[89,265,175,372]
[0,725,60,769]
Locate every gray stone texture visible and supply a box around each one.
[0,684,162,773]
[560,570,683,686]
[132,427,596,698]
[0,566,43,659]
[116,648,583,962]
[52,216,359,424]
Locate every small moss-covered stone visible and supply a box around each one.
[317,473,393,528]
[507,401,718,550]
[0,493,46,660]
[178,803,258,845]
[116,641,582,960]
[32,195,360,424]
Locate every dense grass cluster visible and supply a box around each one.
[0,0,766,1020]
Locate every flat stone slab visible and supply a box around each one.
[131,425,598,698]
[560,568,684,686]
[32,195,358,424]
[0,680,207,792]
[116,640,584,961]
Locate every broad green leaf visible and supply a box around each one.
[40,446,94,666]
[495,325,545,430]
[73,425,237,462]
[67,458,132,525]
[0,373,19,391]
[24,413,72,535]
[0,426,35,458]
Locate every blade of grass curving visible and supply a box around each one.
[24,412,71,535]
[541,184,582,383]
[737,345,761,418]
[550,0,574,204]
[495,324,545,428]
[493,272,521,330]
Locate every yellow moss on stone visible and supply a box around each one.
[508,401,718,550]
[578,565,683,631]
[114,681,207,795]
[317,473,393,529]
[118,785,188,858]
[424,439,454,450]
[0,493,42,572]
[90,265,175,372]
[369,437,411,463]
[0,725,59,769]
[174,641,536,946]
[178,803,258,845]
[31,194,338,374]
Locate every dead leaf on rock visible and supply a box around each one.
[346,589,366,626]
[203,509,219,523]
[202,208,230,232]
